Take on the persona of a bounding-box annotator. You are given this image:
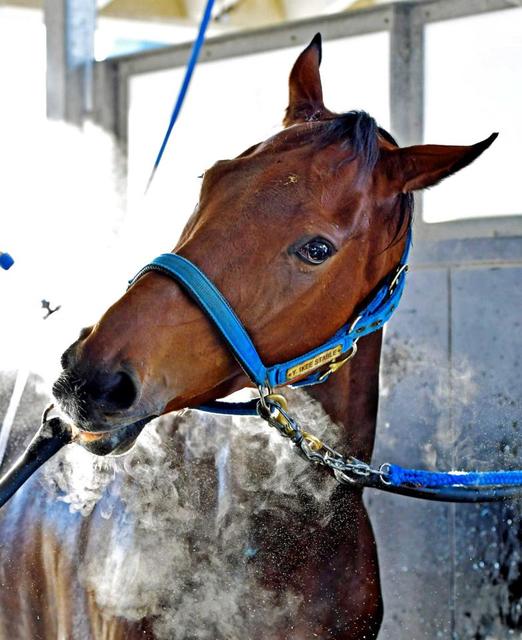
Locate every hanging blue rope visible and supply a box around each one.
[145,0,215,192]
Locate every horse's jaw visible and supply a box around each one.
[73,416,156,456]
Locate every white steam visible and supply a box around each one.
[380,329,479,470]
[42,388,341,639]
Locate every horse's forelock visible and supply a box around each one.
[319,110,380,175]
[317,111,413,244]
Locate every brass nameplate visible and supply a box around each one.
[286,345,343,381]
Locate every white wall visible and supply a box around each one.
[424,8,522,222]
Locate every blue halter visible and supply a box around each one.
[129,229,411,415]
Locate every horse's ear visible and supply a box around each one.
[284,33,326,127]
[383,133,498,193]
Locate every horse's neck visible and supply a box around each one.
[305,331,382,461]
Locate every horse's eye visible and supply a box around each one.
[296,238,335,265]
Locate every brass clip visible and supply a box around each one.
[302,431,323,452]
[266,394,294,436]
[318,342,358,382]
[266,393,288,413]
[265,395,323,450]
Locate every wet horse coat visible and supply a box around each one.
[0,34,495,639]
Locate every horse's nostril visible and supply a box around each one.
[90,370,138,412]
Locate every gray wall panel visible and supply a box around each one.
[451,267,522,639]
[370,257,522,639]
[369,267,453,639]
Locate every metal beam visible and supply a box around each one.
[98,0,522,81]
[415,0,521,23]
[388,3,425,234]
[44,0,96,124]
[389,2,424,147]
[92,2,393,147]
[110,4,393,77]
[413,215,522,244]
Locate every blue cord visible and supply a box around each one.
[145,0,215,192]
[389,464,522,488]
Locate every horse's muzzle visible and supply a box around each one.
[51,363,158,457]
[52,366,139,431]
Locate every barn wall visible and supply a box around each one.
[372,236,522,638]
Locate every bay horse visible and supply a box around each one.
[0,34,495,639]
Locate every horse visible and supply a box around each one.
[0,34,495,639]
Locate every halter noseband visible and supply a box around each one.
[129,228,412,414]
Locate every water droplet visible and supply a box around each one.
[100,503,113,520]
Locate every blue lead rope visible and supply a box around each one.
[145,0,215,192]
[388,464,522,489]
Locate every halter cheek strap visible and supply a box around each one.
[129,229,411,414]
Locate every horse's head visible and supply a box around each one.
[53,34,496,455]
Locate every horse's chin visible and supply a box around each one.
[74,417,154,457]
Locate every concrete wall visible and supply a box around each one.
[371,235,522,639]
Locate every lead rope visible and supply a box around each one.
[1,393,522,508]
[0,406,72,509]
[255,392,522,502]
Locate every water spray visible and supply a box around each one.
[0,405,156,508]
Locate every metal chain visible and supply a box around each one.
[256,393,391,486]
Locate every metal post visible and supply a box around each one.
[389,2,427,233]
[92,60,120,138]
[44,0,96,125]
[389,2,424,147]
[91,59,129,203]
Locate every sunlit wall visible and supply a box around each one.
[423,8,522,222]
